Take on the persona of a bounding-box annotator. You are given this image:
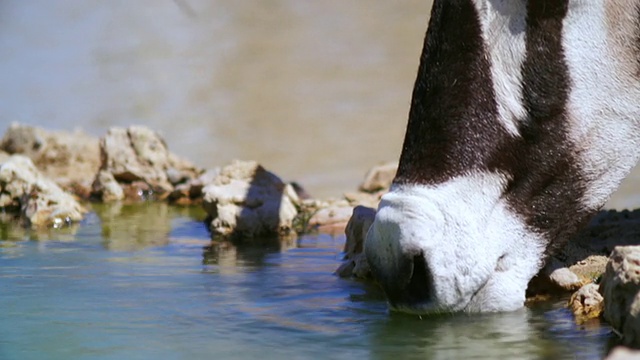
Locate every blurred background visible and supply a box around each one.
[0,0,638,207]
[0,0,432,198]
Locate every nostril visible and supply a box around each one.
[403,253,433,304]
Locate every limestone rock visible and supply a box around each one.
[359,162,397,193]
[91,170,124,202]
[202,160,299,239]
[295,198,354,234]
[0,150,10,163]
[528,209,640,300]
[569,283,604,323]
[92,126,201,201]
[343,190,384,209]
[336,206,376,278]
[600,246,640,348]
[548,263,585,292]
[0,123,100,197]
[528,258,588,298]
[168,168,221,205]
[0,155,86,226]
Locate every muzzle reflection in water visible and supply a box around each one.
[366,301,613,360]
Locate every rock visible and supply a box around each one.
[548,263,585,292]
[569,283,604,323]
[202,160,299,239]
[568,255,609,284]
[91,170,124,202]
[606,347,640,360]
[336,206,376,278]
[295,198,354,234]
[92,126,201,201]
[343,190,384,209]
[527,258,587,297]
[168,168,221,205]
[0,123,100,197]
[600,246,640,348]
[527,209,640,300]
[0,150,10,163]
[359,162,397,193]
[0,155,86,227]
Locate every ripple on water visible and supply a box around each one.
[0,205,617,360]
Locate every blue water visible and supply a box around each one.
[0,204,615,360]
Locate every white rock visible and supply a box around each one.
[600,246,640,347]
[95,126,201,200]
[202,160,299,238]
[359,161,398,193]
[0,155,86,226]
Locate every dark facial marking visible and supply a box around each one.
[394,0,596,251]
[493,0,595,251]
[394,0,505,185]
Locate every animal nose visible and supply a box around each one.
[380,252,434,308]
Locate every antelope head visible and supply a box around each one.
[365,0,640,313]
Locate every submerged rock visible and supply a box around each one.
[336,206,376,278]
[202,160,300,239]
[0,123,100,197]
[600,246,640,348]
[569,283,604,323]
[0,155,86,226]
[91,126,202,201]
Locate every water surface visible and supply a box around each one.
[0,3,631,358]
[0,203,615,359]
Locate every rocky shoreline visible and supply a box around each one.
[1,123,640,351]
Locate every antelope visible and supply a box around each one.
[365,0,640,313]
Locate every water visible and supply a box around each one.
[0,203,615,360]
[0,2,631,358]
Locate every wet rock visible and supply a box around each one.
[202,160,299,239]
[359,162,397,193]
[569,283,604,323]
[547,259,586,292]
[0,155,86,227]
[91,170,124,202]
[336,206,376,278]
[600,246,640,348]
[0,123,100,197]
[295,198,354,234]
[606,347,640,360]
[168,168,221,206]
[92,126,201,201]
[528,209,640,299]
